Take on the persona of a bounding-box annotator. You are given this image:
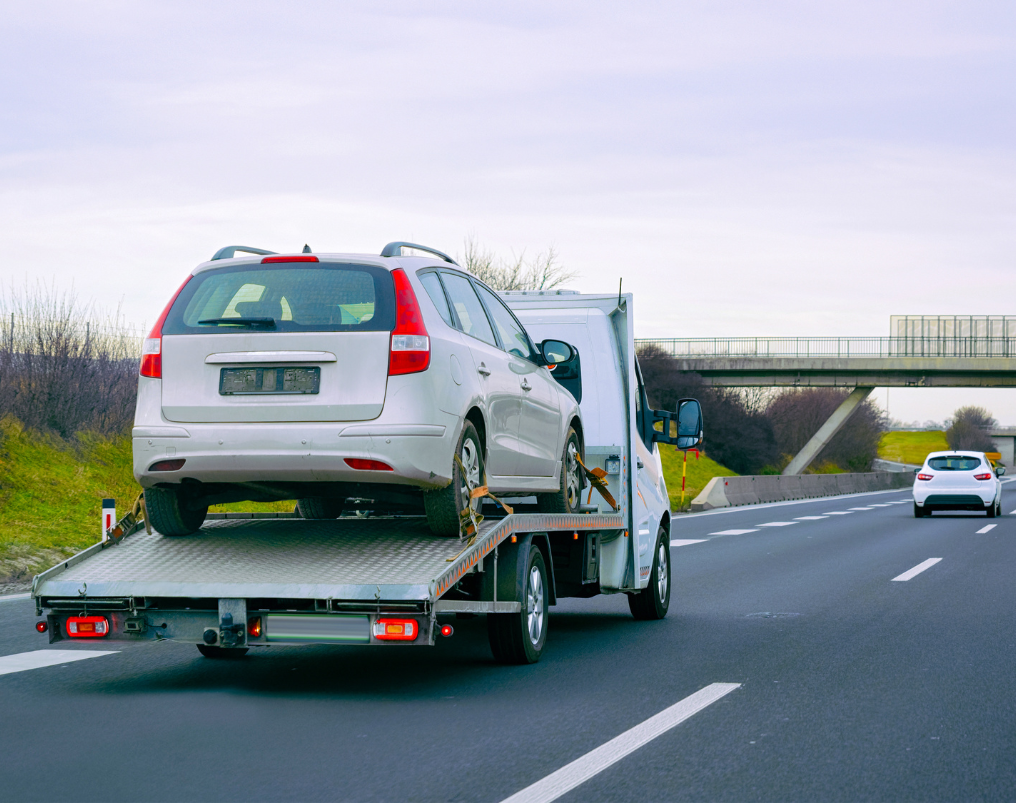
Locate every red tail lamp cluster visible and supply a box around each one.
[140,275,192,379]
[66,616,109,638]
[974,473,994,481]
[388,269,430,376]
[917,474,933,481]
[373,618,419,641]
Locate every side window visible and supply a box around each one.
[474,284,534,360]
[441,272,497,347]
[418,271,453,327]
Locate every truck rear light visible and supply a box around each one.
[66,616,109,638]
[149,459,186,472]
[373,618,419,641]
[974,473,993,480]
[439,624,454,637]
[140,274,193,378]
[389,268,430,376]
[344,458,394,471]
[248,617,262,638]
[36,621,48,633]
[261,255,319,263]
[917,474,933,481]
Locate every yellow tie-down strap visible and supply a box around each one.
[574,453,618,511]
[454,453,515,541]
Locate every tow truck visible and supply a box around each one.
[31,291,702,664]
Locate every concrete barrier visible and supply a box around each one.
[690,471,912,511]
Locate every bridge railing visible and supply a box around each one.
[635,337,1016,359]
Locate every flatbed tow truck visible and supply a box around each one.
[31,292,702,664]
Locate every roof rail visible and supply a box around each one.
[211,245,277,261]
[380,241,458,265]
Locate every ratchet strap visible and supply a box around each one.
[454,453,514,540]
[574,453,618,511]
[106,492,151,545]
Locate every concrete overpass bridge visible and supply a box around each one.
[634,335,1016,475]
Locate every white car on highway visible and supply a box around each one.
[913,450,1005,518]
[134,242,584,536]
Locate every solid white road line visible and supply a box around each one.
[892,558,942,582]
[499,683,741,803]
[976,524,997,534]
[670,539,707,547]
[757,522,798,527]
[794,516,828,521]
[0,650,117,677]
[708,529,758,536]
[0,592,30,602]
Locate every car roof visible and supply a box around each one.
[190,253,468,277]
[925,451,986,459]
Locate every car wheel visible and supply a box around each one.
[297,497,344,519]
[913,502,926,518]
[424,420,484,536]
[487,544,549,664]
[627,527,671,620]
[987,499,997,518]
[196,645,248,659]
[145,487,207,536]
[537,427,583,514]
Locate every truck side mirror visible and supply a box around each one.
[651,398,703,450]
[539,339,575,365]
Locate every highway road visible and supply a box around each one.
[2,485,1015,802]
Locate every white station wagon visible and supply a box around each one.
[134,242,584,536]
[913,450,1005,517]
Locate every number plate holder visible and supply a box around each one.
[219,366,320,395]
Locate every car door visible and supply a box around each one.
[438,271,521,477]
[633,359,667,578]
[473,283,562,477]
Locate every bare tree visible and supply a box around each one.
[459,237,577,291]
[946,406,996,452]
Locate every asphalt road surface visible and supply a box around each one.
[2,485,1015,802]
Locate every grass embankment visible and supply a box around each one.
[658,447,738,512]
[878,430,949,466]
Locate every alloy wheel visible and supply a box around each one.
[657,541,669,602]
[527,566,545,645]
[565,440,581,510]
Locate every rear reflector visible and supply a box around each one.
[261,255,319,263]
[36,621,48,633]
[974,473,993,480]
[917,474,933,481]
[389,269,430,376]
[373,618,419,641]
[345,458,394,471]
[149,459,186,472]
[66,616,109,638]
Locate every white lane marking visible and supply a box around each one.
[500,683,741,803]
[869,504,892,507]
[757,522,798,527]
[892,558,942,582]
[670,539,707,547]
[976,524,997,534]
[708,529,758,536]
[1009,509,1016,515]
[0,650,117,676]
[824,511,853,515]
[849,507,874,511]
[0,593,30,602]
[794,516,828,520]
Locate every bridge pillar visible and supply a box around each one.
[782,387,876,476]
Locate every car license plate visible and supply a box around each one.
[219,367,320,395]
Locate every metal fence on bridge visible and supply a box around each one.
[635,337,1016,359]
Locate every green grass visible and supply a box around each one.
[878,430,949,466]
[658,447,738,511]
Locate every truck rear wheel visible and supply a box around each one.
[196,645,248,659]
[145,487,207,536]
[628,527,670,620]
[424,421,484,536]
[537,427,583,514]
[297,497,344,519]
[487,544,549,664]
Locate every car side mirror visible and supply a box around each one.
[539,339,575,365]
[652,398,703,450]
[997,465,1006,476]
[913,468,920,474]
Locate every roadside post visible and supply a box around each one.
[101,498,115,544]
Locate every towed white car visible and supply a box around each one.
[134,242,584,536]
[913,450,1005,518]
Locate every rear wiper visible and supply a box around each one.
[198,317,277,329]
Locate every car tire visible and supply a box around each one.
[297,497,344,519]
[627,526,671,620]
[424,421,484,537]
[913,502,926,518]
[537,427,583,514]
[196,645,248,659]
[146,487,208,536]
[987,498,998,518]
[487,545,549,664]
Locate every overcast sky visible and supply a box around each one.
[1,1,1014,423]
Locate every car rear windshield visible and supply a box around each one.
[162,263,396,334]
[927,456,983,471]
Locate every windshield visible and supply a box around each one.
[927,456,983,471]
[162,263,395,334]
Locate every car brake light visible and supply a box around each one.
[149,459,186,472]
[974,473,993,480]
[917,474,933,481]
[261,255,319,263]
[373,618,419,641]
[345,458,394,471]
[140,275,193,378]
[389,269,430,376]
[66,616,109,638]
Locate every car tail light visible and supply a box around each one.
[389,269,430,376]
[140,275,193,378]
[974,473,993,480]
[344,458,394,471]
[261,255,319,263]
[373,618,419,641]
[247,617,262,638]
[149,459,186,472]
[66,616,109,638]
[917,474,933,481]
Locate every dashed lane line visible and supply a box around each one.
[868,504,893,507]
[757,522,798,527]
[892,558,942,582]
[0,650,118,677]
[849,507,874,511]
[670,539,707,547]
[794,516,828,521]
[824,511,853,515]
[976,524,997,534]
[708,529,758,536]
[499,683,741,803]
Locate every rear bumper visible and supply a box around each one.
[913,485,997,509]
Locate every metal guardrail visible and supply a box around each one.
[635,337,1016,359]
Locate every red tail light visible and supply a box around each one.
[389,269,430,376]
[36,621,48,633]
[66,616,109,638]
[140,275,192,378]
[917,474,933,481]
[373,618,419,641]
[261,255,319,263]
[974,473,993,480]
[344,458,394,471]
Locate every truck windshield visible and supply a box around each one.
[162,263,396,334]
